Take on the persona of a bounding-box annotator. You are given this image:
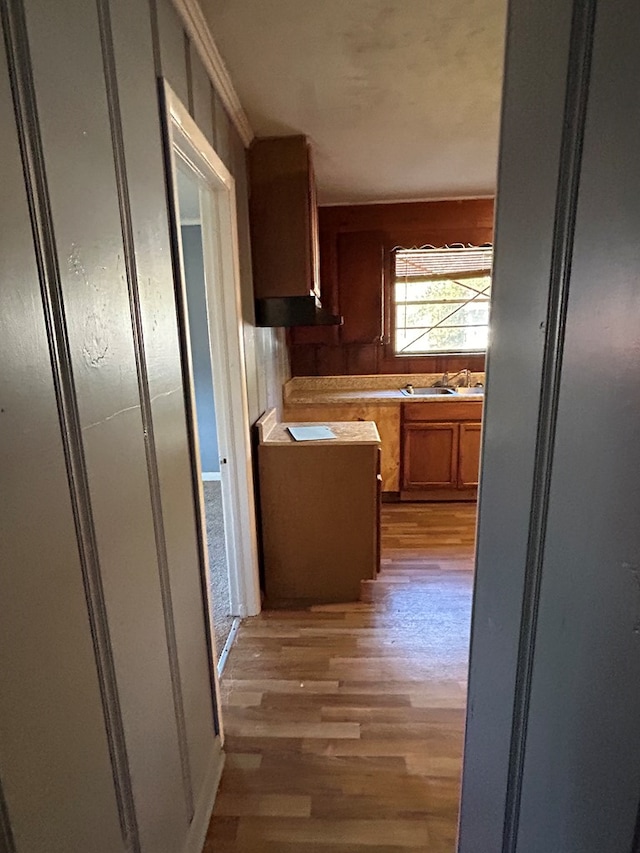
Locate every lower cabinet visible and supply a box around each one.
[401,402,483,500]
[458,421,483,488]
[402,422,459,489]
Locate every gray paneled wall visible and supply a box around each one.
[0,0,287,850]
[460,0,640,850]
[154,0,289,425]
[0,5,129,847]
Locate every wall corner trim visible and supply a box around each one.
[180,744,225,853]
[171,0,254,147]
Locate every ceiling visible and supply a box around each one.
[201,0,507,205]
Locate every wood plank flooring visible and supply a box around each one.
[204,503,477,852]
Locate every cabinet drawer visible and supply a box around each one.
[402,400,483,422]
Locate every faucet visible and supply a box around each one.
[435,369,472,388]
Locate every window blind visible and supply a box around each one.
[395,245,493,279]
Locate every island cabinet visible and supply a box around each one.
[401,401,483,500]
[282,401,401,491]
[257,409,381,607]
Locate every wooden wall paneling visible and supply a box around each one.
[286,323,339,346]
[346,343,379,375]
[376,351,486,377]
[321,198,495,235]
[0,10,125,849]
[289,342,318,376]
[188,40,214,145]
[109,0,217,807]
[290,199,494,376]
[378,354,407,374]
[337,230,384,344]
[155,0,189,105]
[23,0,188,849]
[316,343,348,375]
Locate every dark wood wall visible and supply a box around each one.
[289,198,495,376]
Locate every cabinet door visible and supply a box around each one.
[249,135,314,299]
[337,230,384,343]
[458,422,482,488]
[402,422,459,489]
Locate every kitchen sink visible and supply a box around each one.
[400,387,456,396]
[400,386,484,397]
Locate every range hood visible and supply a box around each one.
[255,295,343,328]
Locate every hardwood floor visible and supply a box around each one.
[204,503,477,852]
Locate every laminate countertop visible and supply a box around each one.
[283,374,485,408]
[257,408,381,446]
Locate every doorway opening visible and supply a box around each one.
[162,82,261,675]
[175,164,234,661]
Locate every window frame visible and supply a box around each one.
[387,244,492,358]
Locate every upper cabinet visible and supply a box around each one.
[336,230,385,344]
[248,135,340,327]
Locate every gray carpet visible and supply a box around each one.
[202,481,234,660]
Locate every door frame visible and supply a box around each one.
[161,82,261,636]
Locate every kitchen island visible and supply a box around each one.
[257,409,381,607]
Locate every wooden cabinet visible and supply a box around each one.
[402,422,459,489]
[401,401,483,500]
[458,421,482,488]
[249,135,318,301]
[282,401,401,492]
[249,136,340,327]
[337,230,385,343]
[257,411,380,606]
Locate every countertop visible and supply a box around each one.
[257,408,381,446]
[283,374,485,407]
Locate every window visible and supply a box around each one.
[393,245,493,355]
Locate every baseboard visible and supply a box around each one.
[202,471,222,481]
[217,617,240,677]
[181,741,225,853]
[399,488,477,501]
